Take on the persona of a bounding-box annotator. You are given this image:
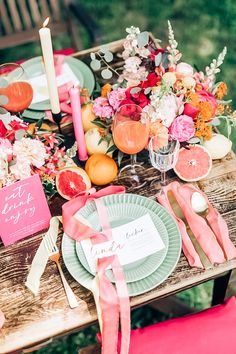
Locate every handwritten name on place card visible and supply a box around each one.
[0,174,51,246]
[81,214,165,273]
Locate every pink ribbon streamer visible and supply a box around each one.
[0,310,5,329]
[62,186,130,354]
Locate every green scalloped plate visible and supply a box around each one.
[21,55,95,111]
[62,193,181,296]
[75,197,169,283]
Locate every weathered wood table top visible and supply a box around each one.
[0,150,236,353]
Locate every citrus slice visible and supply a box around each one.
[56,166,91,200]
[174,145,212,182]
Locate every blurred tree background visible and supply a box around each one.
[0,1,234,352]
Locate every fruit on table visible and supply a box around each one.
[203,133,232,159]
[85,127,114,156]
[174,145,212,182]
[81,102,97,132]
[56,166,91,200]
[27,122,51,135]
[85,153,118,185]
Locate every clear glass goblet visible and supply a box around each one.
[148,137,180,190]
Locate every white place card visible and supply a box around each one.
[80,214,165,273]
[28,63,80,104]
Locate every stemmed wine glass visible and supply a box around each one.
[112,104,149,188]
[148,137,180,191]
[0,63,33,115]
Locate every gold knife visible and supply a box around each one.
[167,190,213,270]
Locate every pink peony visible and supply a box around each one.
[169,115,195,142]
[108,88,126,110]
[92,97,114,118]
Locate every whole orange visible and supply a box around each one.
[85,153,118,185]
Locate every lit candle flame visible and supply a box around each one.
[43,17,50,28]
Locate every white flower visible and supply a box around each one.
[10,159,32,180]
[124,56,142,73]
[126,26,140,36]
[13,138,48,168]
[156,94,179,127]
[176,62,194,76]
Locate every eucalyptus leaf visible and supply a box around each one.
[101,69,113,79]
[106,144,117,154]
[144,87,151,95]
[90,59,101,71]
[155,53,162,66]
[90,53,96,60]
[0,95,9,105]
[104,51,113,63]
[118,150,124,166]
[208,117,221,126]
[15,129,25,140]
[0,78,8,88]
[0,112,11,128]
[161,53,169,69]
[137,31,149,48]
[130,87,142,94]
[100,45,109,53]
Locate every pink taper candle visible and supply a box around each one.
[69,86,88,161]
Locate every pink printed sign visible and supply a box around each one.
[0,174,51,246]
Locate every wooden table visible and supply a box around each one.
[1,150,236,353]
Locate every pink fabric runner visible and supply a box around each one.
[158,181,236,268]
[62,186,130,354]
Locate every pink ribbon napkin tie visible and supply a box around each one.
[62,186,130,354]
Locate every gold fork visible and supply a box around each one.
[43,235,79,309]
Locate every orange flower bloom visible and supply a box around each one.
[216,82,227,99]
[198,101,213,121]
[101,83,112,97]
[216,104,225,115]
[187,92,199,107]
[195,119,212,140]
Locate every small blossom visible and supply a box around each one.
[108,88,126,110]
[92,97,114,118]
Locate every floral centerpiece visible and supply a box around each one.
[91,22,231,150]
[0,112,67,197]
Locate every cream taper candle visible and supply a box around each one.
[39,18,60,115]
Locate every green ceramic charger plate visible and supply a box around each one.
[62,194,182,296]
[75,197,169,283]
[21,55,95,111]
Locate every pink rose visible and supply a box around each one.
[108,88,126,110]
[169,115,195,142]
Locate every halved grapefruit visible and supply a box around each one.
[56,166,91,200]
[174,145,212,182]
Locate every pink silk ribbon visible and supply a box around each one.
[158,181,236,267]
[62,186,130,354]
